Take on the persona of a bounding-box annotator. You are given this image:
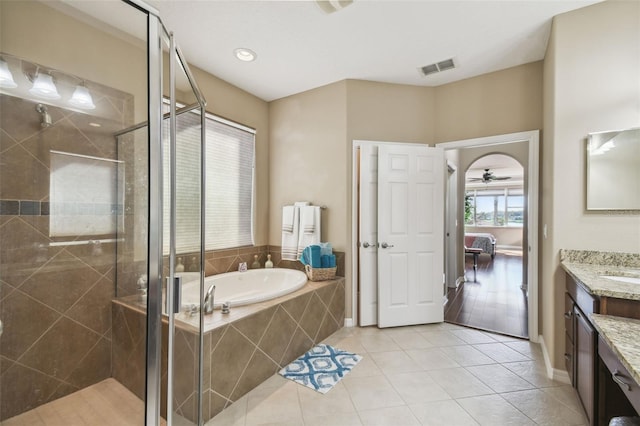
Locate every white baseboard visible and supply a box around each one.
[538,334,571,384]
[344,318,354,327]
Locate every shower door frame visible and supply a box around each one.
[127,0,208,424]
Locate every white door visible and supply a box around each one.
[377,145,445,328]
[358,145,379,326]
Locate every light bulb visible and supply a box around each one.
[69,85,96,110]
[29,73,60,100]
[0,59,18,89]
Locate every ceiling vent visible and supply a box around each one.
[419,58,456,77]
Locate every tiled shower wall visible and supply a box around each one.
[0,90,133,420]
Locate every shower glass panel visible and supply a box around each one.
[161,34,206,425]
[2,0,206,424]
[0,0,147,422]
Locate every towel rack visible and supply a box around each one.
[283,204,327,209]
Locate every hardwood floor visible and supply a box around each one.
[445,249,528,338]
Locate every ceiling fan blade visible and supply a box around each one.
[492,176,512,180]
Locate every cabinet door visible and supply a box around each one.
[575,307,597,426]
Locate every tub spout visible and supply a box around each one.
[204,284,216,314]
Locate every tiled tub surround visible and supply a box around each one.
[0,87,133,420]
[560,249,640,299]
[112,277,345,423]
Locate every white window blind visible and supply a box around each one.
[162,105,255,254]
[205,119,255,250]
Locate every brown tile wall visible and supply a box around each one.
[112,277,345,423]
[0,85,133,421]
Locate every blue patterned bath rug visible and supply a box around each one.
[279,344,362,394]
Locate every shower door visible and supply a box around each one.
[159,32,207,425]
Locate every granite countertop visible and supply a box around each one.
[560,249,640,300]
[591,313,640,386]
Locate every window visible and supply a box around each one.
[162,105,255,254]
[465,187,524,227]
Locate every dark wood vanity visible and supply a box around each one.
[565,273,640,425]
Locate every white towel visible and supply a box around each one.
[301,206,316,234]
[282,205,295,233]
[282,206,300,260]
[297,206,321,258]
[294,201,310,206]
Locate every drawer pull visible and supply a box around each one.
[564,312,572,319]
[564,353,572,360]
[612,370,631,391]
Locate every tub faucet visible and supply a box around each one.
[203,284,216,314]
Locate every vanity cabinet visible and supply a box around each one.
[565,272,640,426]
[565,276,599,426]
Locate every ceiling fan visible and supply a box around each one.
[468,168,512,184]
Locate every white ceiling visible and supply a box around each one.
[56,0,600,102]
[144,0,600,101]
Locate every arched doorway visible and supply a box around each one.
[445,153,528,338]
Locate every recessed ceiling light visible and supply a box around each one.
[234,48,257,62]
[89,122,101,127]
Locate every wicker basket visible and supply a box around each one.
[304,264,337,281]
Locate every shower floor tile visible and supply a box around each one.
[1,378,166,426]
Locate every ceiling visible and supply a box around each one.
[466,154,524,186]
[59,0,600,102]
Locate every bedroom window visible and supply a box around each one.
[465,188,524,227]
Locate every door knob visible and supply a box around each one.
[380,242,394,249]
[361,242,371,248]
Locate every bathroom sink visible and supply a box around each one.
[600,275,640,285]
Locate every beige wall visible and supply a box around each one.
[268,81,348,249]
[542,0,640,369]
[269,71,539,319]
[435,61,544,143]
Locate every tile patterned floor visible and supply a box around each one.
[2,323,586,426]
[208,323,587,426]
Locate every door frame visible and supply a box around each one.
[445,161,459,291]
[435,130,539,343]
[351,140,432,327]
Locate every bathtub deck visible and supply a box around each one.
[114,277,341,333]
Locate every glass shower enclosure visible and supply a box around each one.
[0,0,207,424]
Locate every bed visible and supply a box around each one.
[464,232,497,259]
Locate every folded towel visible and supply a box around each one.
[294,201,310,206]
[282,206,300,261]
[321,254,336,268]
[282,205,295,233]
[297,206,321,258]
[319,242,333,256]
[309,245,322,268]
[300,205,316,234]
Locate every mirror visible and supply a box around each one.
[587,127,640,210]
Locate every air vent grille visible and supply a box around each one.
[419,58,456,77]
